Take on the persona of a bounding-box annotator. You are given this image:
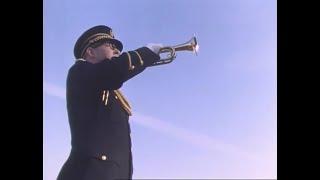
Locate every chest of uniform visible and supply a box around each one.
[98,90,129,121]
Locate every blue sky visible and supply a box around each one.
[44,0,277,179]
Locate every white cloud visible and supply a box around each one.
[43,81,260,162]
[43,81,66,99]
[132,112,260,161]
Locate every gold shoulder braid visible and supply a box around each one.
[113,89,132,116]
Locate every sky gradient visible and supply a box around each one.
[44,0,277,179]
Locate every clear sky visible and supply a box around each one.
[43,0,277,179]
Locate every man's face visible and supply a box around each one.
[91,42,120,61]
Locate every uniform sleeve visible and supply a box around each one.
[123,47,160,81]
[72,47,160,91]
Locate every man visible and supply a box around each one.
[57,25,162,180]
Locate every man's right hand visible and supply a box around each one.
[146,43,163,54]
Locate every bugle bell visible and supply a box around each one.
[150,36,199,66]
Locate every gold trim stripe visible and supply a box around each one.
[125,52,135,70]
[102,90,106,101]
[105,91,109,106]
[114,90,132,116]
[133,51,144,66]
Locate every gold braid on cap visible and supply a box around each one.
[114,90,132,116]
[80,33,114,57]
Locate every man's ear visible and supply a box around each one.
[86,47,95,57]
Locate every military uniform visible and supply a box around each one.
[57,25,160,180]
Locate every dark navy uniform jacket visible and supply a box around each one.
[57,47,160,180]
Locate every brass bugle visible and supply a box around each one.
[150,36,199,66]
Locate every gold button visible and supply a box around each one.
[115,96,118,99]
[101,155,107,160]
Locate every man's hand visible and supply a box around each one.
[146,43,163,54]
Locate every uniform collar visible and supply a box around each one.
[75,58,86,62]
